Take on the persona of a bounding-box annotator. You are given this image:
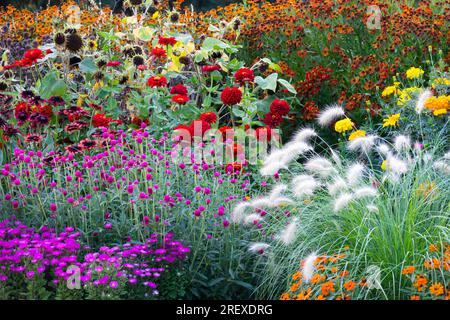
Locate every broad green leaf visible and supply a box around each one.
[255,73,278,92]
[79,58,98,74]
[133,26,155,41]
[278,78,297,94]
[39,71,67,99]
[202,37,229,51]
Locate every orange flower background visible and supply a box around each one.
[281,243,450,300]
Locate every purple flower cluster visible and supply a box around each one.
[0,219,189,291]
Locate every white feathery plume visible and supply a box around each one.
[269,184,288,201]
[366,204,379,213]
[346,163,365,186]
[354,186,378,198]
[243,213,263,225]
[333,193,353,212]
[271,197,294,207]
[248,242,270,253]
[292,127,317,144]
[304,157,334,177]
[386,154,408,174]
[330,149,342,167]
[250,197,273,209]
[292,175,319,198]
[260,149,286,176]
[415,89,433,114]
[433,161,450,174]
[394,135,411,152]
[376,143,391,156]
[327,177,348,196]
[317,104,345,127]
[302,252,318,283]
[280,142,313,165]
[278,218,299,245]
[231,202,251,223]
[443,151,450,160]
[347,135,377,154]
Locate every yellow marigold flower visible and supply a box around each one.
[433,108,447,116]
[348,130,366,141]
[381,85,397,97]
[334,118,354,133]
[381,160,388,171]
[429,283,444,296]
[432,77,450,88]
[406,67,424,79]
[382,113,400,127]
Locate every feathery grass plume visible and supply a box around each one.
[376,143,391,156]
[354,186,378,198]
[347,135,377,154]
[292,127,317,144]
[304,157,334,177]
[386,154,408,174]
[415,89,433,114]
[260,149,286,176]
[433,161,450,174]
[333,193,353,212]
[278,218,299,245]
[346,163,365,186]
[393,135,411,152]
[292,174,318,198]
[302,252,318,283]
[366,204,379,213]
[269,184,288,200]
[250,197,273,209]
[243,213,263,225]
[330,149,342,167]
[443,151,450,160]
[231,202,251,223]
[280,142,313,165]
[327,177,348,196]
[271,197,294,207]
[317,104,345,127]
[248,242,270,254]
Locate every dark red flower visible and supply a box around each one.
[262,112,283,128]
[171,95,189,104]
[202,65,221,73]
[151,47,166,58]
[269,99,290,116]
[255,126,273,141]
[14,102,31,121]
[226,143,244,159]
[25,134,43,143]
[38,105,53,118]
[92,113,113,128]
[170,84,188,95]
[234,67,255,85]
[221,87,242,105]
[158,36,177,46]
[147,76,168,88]
[226,162,243,174]
[199,112,218,124]
[218,126,234,141]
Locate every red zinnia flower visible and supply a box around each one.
[158,36,177,46]
[24,48,44,62]
[199,112,218,124]
[269,99,290,116]
[226,143,244,159]
[170,84,188,95]
[171,95,189,104]
[38,105,53,118]
[262,112,283,128]
[189,120,211,137]
[202,65,221,73]
[221,87,242,105]
[151,47,166,58]
[218,126,234,141]
[92,113,113,128]
[14,102,31,121]
[106,60,121,67]
[234,67,255,85]
[255,126,273,141]
[147,76,168,87]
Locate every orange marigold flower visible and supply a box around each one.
[429,244,439,252]
[280,292,290,300]
[343,280,356,291]
[429,283,444,296]
[410,295,420,300]
[321,281,335,296]
[292,271,302,281]
[402,266,416,275]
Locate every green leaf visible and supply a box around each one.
[39,71,67,99]
[278,78,297,94]
[202,37,229,51]
[255,73,278,92]
[261,58,281,72]
[133,26,155,41]
[79,58,98,74]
